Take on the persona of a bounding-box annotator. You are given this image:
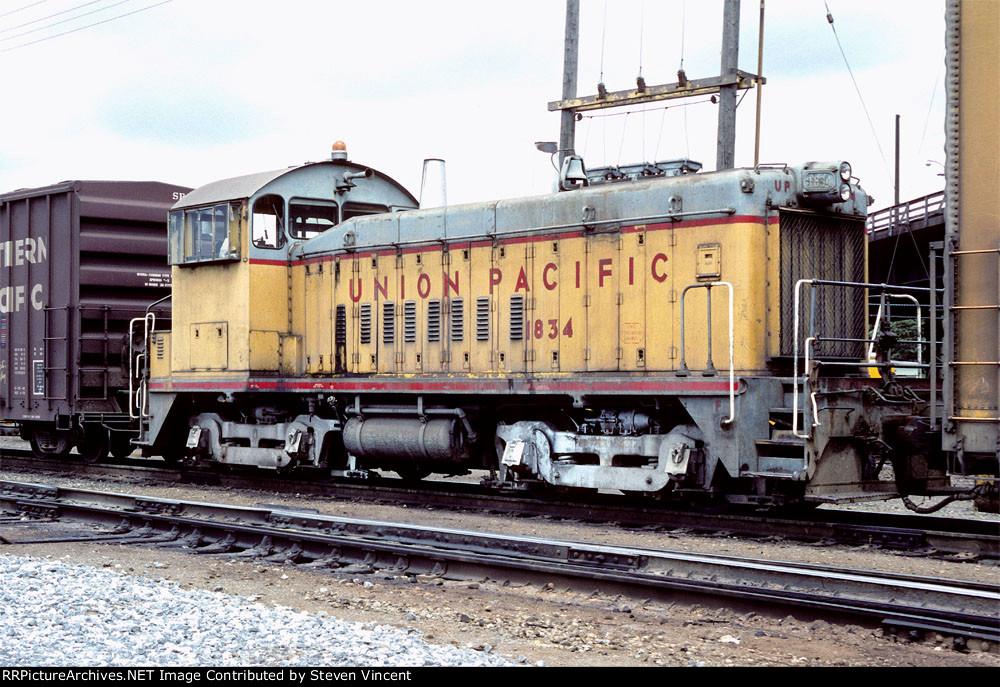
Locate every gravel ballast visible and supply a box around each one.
[0,555,512,667]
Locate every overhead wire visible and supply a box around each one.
[579,98,715,121]
[1,0,134,41]
[917,65,941,159]
[0,1,48,20]
[822,1,893,188]
[0,0,106,34]
[822,6,931,282]
[0,0,171,53]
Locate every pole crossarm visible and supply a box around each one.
[548,70,763,112]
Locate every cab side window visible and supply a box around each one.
[252,194,285,249]
[168,203,239,265]
[290,200,339,240]
[342,202,388,221]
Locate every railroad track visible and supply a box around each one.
[1,478,997,650]
[2,448,998,561]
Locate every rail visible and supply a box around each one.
[2,479,997,642]
[866,190,945,238]
[677,281,735,425]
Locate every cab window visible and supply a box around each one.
[252,194,285,249]
[168,202,240,265]
[289,199,339,240]
[343,202,388,221]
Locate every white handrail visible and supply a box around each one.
[805,337,820,428]
[127,317,143,420]
[679,281,736,425]
[886,293,924,367]
[127,313,156,420]
[715,281,736,426]
[792,279,814,439]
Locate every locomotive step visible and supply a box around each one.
[755,439,806,448]
[742,470,802,480]
[755,438,806,460]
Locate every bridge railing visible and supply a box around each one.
[866,190,945,237]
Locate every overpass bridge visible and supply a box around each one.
[866,190,945,288]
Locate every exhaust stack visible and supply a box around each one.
[419,158,447,209]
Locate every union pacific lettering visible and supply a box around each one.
[341,253,668,302]
[252,216,777,299]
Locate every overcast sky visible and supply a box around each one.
[0,0,946,211]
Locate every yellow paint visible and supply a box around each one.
[289,218,778,380]
[469,244,495,372]
[249,330,281,370]
[765,220,781,359]
[619,232,647,372]
[150,332,171,379]
[161,208,795,388]
[171,260,248,373]
[189,322,229,370]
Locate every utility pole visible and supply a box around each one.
[551,0,758,170]
[894,114,901,207]
[559,0,580,169]
[753,1,765,166]
[717,0,741,170]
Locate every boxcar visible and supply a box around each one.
[0,180,190,460]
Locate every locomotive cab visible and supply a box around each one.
[140,146,417,466]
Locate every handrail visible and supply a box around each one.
[793,279,937,437]
[804,337,820,430]
[792,279,813,438]
[868,293,925,369]
[127,313,156,420]
[677,281,735,425]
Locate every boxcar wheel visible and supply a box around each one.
[77,427,109,464]
[28,431,72,459]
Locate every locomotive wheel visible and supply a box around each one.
[160,450,183,465]
[77,427,110,464]
[28,431,72,459]
[394,466,432,482]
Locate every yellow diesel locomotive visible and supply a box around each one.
[134,144,948,508]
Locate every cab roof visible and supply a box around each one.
[171,160,417,211]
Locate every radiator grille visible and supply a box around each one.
[382,302,394,345]
[779,210,866,358]
[450,298,464,342]
[404,301,416,343]
[335,305,346,345]
[359,303,372,344]
[427,300,441,342]
[476,297,490,341]
[509,295,524,341]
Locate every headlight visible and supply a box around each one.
[839,161,852,182]
[839,183,852,202]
